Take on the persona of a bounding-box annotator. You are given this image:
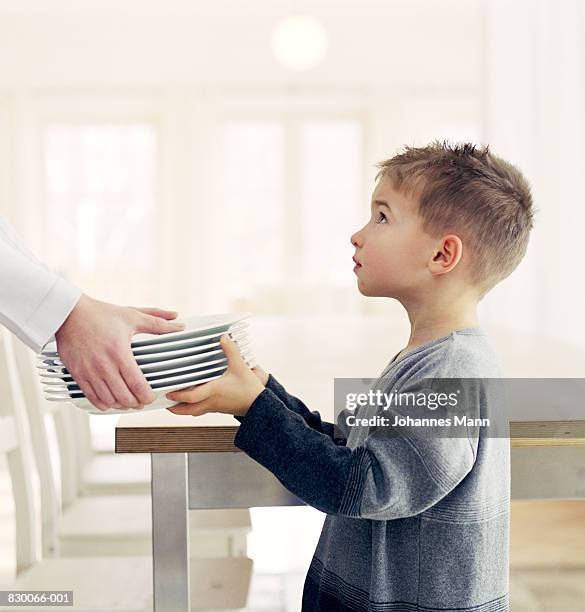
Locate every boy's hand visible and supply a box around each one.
[251,365,269,386]
[165,335,265,417]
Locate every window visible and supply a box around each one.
[44,123,157,297]
[300,121,363,285]
[222,121,285,301]
[221,116,363,311]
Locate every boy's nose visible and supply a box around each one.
[350,229,363,248]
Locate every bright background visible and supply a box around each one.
[0,0,583,347]
[0,0,584,598]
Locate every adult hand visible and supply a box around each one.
[165,335,265,418]
[55,293,185,411]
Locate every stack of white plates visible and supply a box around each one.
[36,312,255,415]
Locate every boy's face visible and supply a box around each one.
[350,176,439,299]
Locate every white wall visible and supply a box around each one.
[0,0,580,352]
[0,0,482,88]
[483,0,585,350]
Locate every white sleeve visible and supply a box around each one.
[0,217,82,353]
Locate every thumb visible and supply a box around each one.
[220,334,245,369]
[135,313,185,335]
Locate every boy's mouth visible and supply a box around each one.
[352,255,362,273]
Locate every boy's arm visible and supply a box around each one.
[233,383,478,520]
[234,373,347,446]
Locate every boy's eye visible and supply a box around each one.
[376,211,388,224]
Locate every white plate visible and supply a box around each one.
[44,363,230,398]
[131,312,251,348]
[41,347,255,386]
[39,312,251,356]
[40,347,229,377]
[131,322,248,355]
[40,325,249,361]
[45,373,223,414]
[46,354,258,415]
[38,332,251,369]
[39,320,249,358]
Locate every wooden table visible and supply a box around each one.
[115,409,585,612]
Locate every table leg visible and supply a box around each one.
[151,453,190,611]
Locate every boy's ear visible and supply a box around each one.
[429,234,463,276]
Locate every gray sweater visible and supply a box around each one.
[234,327,510,611]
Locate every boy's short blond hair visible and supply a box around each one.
[375,139,536,300]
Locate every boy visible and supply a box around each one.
[166,140,535,611]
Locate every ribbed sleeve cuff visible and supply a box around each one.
[233,388,283,453]
[266,373,286,395]
[233,373,279,424]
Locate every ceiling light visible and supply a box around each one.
[271,15,329,71]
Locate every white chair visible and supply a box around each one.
[12,336,154,557]
[11,336,252,560]
[6,338,252,558]
[0,329,254,611]
[0,328,152,610]
[72,407,153,496]
[16,337,150,498]
[65,406,250,558]
[66,398,250,559]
